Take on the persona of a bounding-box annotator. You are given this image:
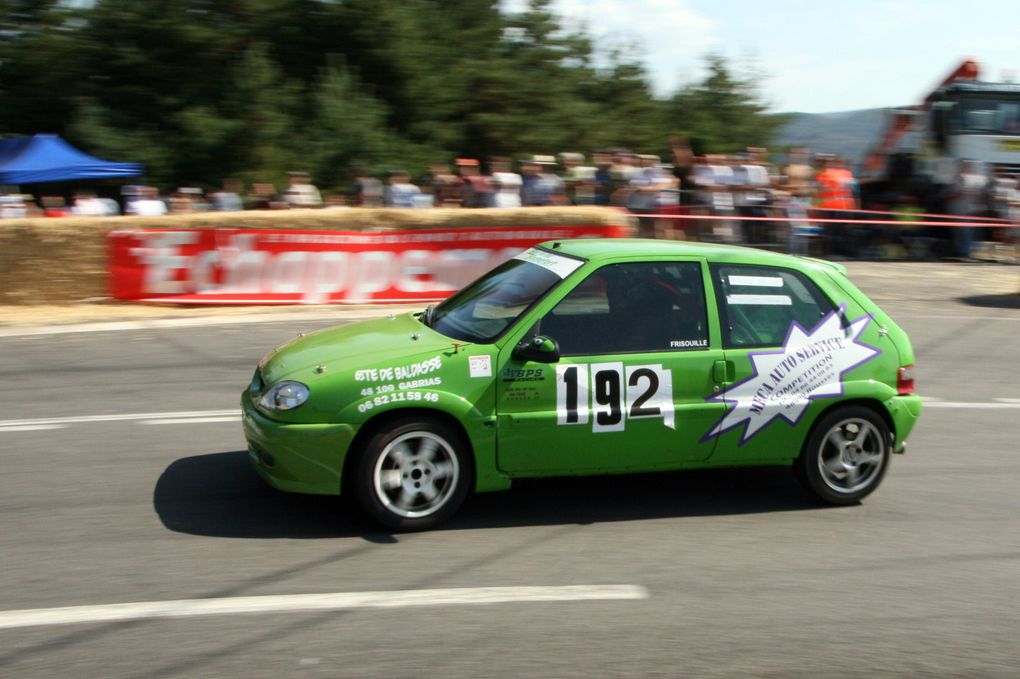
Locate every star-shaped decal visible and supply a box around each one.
[703,305,881,445]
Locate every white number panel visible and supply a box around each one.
[556,363,674,432]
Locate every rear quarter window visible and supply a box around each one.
[710,264,837,349]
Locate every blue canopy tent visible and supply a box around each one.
[0,134,143,184]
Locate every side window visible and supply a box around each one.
[539,261,708,356]
[711,264,836,349]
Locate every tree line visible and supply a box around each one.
[0,0,787,190]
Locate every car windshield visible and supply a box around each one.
[426,251,578,343]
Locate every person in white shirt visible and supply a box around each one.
[127,186,168,216]
[490,157,522,208]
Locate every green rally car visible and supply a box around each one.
[242,239,921,530]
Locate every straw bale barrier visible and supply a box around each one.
[0,206,632,305]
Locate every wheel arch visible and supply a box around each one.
[342,407,477,496]
[801,398,896,459]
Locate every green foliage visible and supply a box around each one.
[0,1,785,188]
[666,54,787,155]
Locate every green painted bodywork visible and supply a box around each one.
[241,239,921,496]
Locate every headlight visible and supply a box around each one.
[259,380,309,411]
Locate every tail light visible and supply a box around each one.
[897,365,915,395]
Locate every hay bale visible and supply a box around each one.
[0,207,632,304]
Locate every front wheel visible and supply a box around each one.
[353,417,472,531]
[796,406,891,505]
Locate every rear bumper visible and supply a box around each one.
[885,393,922,452]
[241,392,355,495]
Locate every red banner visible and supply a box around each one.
[108,224,629,304]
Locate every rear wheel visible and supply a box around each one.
[353,417,471,531]
[796,406,890,504]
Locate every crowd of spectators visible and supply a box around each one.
[2,142,1016,260]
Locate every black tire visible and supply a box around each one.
[352,416,472,531]
[795,406,891,505]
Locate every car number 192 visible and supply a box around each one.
[556,363,675,432]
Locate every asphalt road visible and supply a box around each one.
[1,263,1018,678]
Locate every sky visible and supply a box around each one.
[504,0,1019,114]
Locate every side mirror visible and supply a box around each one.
[513,335,561,364]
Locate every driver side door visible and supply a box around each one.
[496,259,726,474]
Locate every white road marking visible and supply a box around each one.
[0,306,422,339]
[0,585,649,630]
[140,416,241,425]
[920,401,1020,409]
[0,410,240,429]
[1,398,1018,434]
[0,424,69,433]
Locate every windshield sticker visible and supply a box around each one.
[556,363,674,432]
[726,294,793,306]
[728,275,784,288]
[702,305,881,445]
[469,355,492,378]
[513,248,584,279]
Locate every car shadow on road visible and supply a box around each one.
[154,451,830,539]
[959,292,1020,309]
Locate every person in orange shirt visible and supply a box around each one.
[815,155,860,255]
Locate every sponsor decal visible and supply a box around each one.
[702,305,881,445]
[469,355,492,378]
[512,248,585,279]
[354,356,442,383]
[502,368,546,383]
[670,339,708,349]
[353,356,445,412]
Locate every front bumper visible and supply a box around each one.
[885,393,922,452]
[241,392,355,495]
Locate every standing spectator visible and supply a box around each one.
[735,148,774,244]
[351,166,383,208]
[558,152,597,205]
[428,163,463,207]
[456,158,493,208]
[669,136,696,205]
[815,155,859,255]
[71,191,110,217]
[383,170,423,208]
[211,179,244,212]
[592,149,614,206]
[946,159,989,259]
[520,156,564,206]
[283,171,322,208]
[127,186,168,216]
[626,154,675,237]
[609,150,638,205]
[781,148,820,254]
[0,194,27,219]
[489,157,522,208]
[706,155,739,241]
[246,183,278,210]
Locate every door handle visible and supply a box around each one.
[712,359,735,384]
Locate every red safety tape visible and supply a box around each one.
[808,206,1014,224]
[634,213,1013,228]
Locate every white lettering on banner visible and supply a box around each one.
[131,236,524,302]
[130,231,199,294]
[222,234,268,294]
[307,251,351,305]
